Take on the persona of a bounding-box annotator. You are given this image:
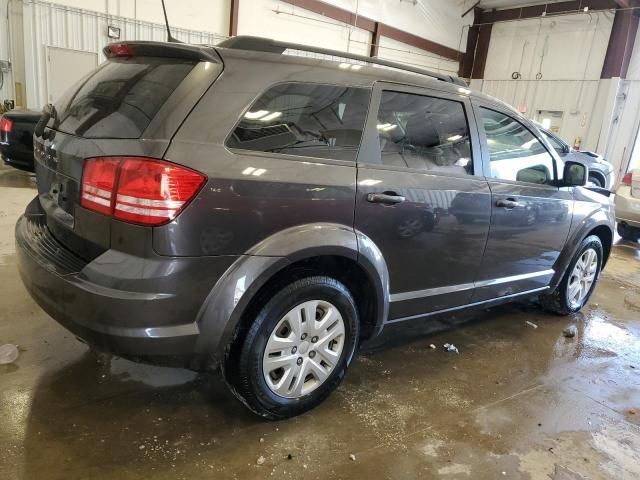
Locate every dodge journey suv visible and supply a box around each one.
[16,36,614,419]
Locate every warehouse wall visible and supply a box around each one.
[1,0,470,109]
[18,0,227,108]
[471,11,614,153]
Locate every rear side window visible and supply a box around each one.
[52,57,195,138]
[372,91,473,175]
[226,83,370,162]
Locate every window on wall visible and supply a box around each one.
[226,83,370,162]
[372,91,473,175]
[480,108,556,186]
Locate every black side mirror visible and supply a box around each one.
[562,160,588,187]
[563,144,570,154]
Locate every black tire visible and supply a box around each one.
[588,175,603,188]
[617,223,640,242]
[539,235,603,315]
[224,276,359,420]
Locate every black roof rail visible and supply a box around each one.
[217,36,467,86]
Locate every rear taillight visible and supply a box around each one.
[81,157,206,226]
[621,172,633,186]
[0,116,13,134]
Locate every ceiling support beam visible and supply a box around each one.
[476,0,618,24]
[369,21,381,57]
[280,0,462,61]
[601,6,639,78]
[229,0,239,37]
[459,8,492,79]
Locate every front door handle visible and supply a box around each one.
[366,192,406,205]
[496,198,521,209]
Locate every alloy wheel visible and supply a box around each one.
[567,248,598,309]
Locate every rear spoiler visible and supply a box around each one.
[103,41,219,63]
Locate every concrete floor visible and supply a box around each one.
[1,164,639,480]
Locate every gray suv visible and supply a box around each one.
[16,37,615,419]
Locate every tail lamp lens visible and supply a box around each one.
[621,172,633,186]
[0,116,13,133]
[80,157,206,226]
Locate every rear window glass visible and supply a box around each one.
[226,83,370,162]
[51,57,195,139]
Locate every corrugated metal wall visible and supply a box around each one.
[22,0,227,109]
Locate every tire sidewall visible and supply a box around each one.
[560,235,603,313]
[239,277,359,418]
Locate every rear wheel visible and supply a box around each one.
[224,276,359,419]
[617,222,640,242]
[539,235,602,315]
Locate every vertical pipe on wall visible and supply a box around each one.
[229,0,239,36]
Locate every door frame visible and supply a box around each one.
[356,81,485,180]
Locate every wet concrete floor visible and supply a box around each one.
[0,165,639,479]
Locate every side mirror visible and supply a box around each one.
[562,160,588,187]
[563,144,570,154]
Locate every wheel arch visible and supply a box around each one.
[194,223,389,367]
[550,216,613,291]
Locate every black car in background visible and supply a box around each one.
[0,109,41,172]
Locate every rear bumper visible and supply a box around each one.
[15,199,237,367]
[1,151,35,172]
[614,186,640,227]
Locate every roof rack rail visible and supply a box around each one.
[217,36,467,86]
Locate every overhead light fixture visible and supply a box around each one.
[244,110,270,120]
[107,25,121,39]
[241,167,267,176]
[359,179,382,186]
[259,111,282,122]
[447,134,462,142]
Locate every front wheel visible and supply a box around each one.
[539,235,603,315]
[224,276,359,419]
[617,222,640,242]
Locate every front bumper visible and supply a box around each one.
[15,199,237,367]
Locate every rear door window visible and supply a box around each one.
[51,57,196,138]
[226,83,370,162]
[372,91,473,175]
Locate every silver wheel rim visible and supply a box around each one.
[262,300,345,399]
[567,248,598,309]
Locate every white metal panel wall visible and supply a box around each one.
[479,79,603,151]
[22,0,227,109]
[476,11,616,152]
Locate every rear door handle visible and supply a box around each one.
[366,192,406,205]
[496,198,521,209]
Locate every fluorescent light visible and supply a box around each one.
[259,111,282,122]
[458,87,471,95]
[447,134,462,142]
[252,168,267,176]
[244,110,269,120]
[242,167,256,175]
[377,123,392,129]
[338,63,351,69]
[359,179,382,186]
[351,64,362,70]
